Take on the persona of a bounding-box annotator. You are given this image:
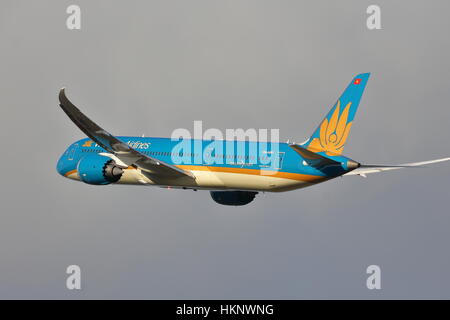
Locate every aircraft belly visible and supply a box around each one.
[191,171,308,192]
[189,170,226,188]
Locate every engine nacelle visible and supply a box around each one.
[77,154,123,185]
[210,191,258,206]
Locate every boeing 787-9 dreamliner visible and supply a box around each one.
[56,73,450,205]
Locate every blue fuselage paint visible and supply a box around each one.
[57,137,353,181]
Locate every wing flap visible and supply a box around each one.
[289,143,343,169]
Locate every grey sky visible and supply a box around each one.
[0,0,449,299]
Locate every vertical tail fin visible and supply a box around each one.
[304,73,370,156]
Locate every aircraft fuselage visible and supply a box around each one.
[57,137,353,192]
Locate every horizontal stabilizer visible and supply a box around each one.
[289,144,343,170]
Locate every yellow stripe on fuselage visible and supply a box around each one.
[175,165,324,182]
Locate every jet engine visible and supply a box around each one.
[210,191,258,206]
[77,154,124,185]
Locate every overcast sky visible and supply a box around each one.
[0,0,449,299]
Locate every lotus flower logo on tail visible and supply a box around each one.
[307,100,352,156]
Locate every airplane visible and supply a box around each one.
[56,73,450,205]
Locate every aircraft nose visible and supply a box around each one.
[56,155,66,176]
[56,152,72,177]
